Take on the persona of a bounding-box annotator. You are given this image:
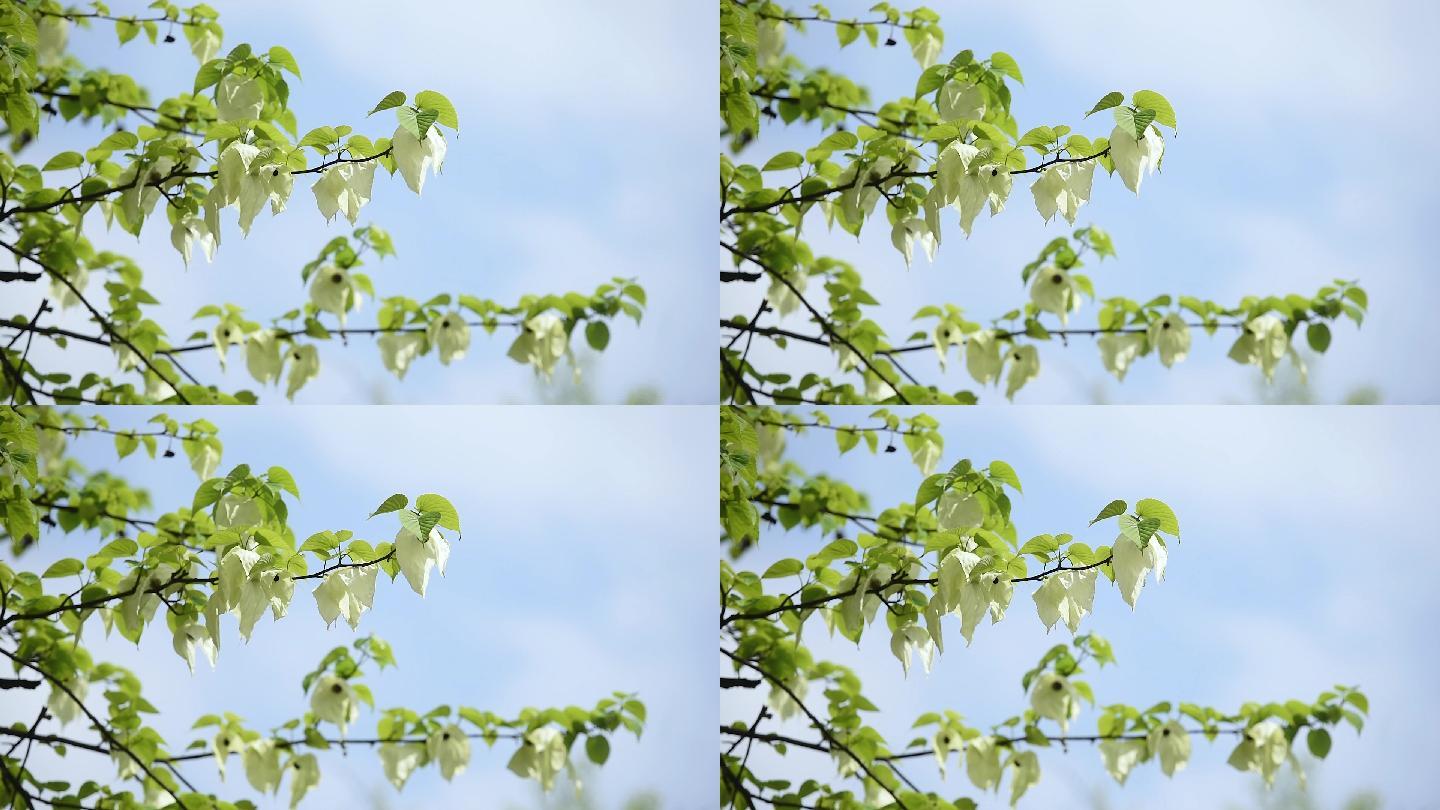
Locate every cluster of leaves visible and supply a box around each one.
[0,1,645,404]
[719,406,1367,808]
[719,1,1365,404]
[0,406,643,807]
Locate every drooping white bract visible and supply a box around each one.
[1004,345,1040,400]
[242,738,282,794]
[1227,314,1290,381]
[311,162,377,224]
[891,218,937,268]
[1029,672,1081,731]
[215,493,264,529]
[766,268,806,319]
[931,725,966,778]
[1098,738,1147,785]
[285,344,320,400]
[237,568,294,642]
[1226,720,1291,786]
[937,82,985,122]
[171,217,216,266]
[45,676,86,726]
[756,18,785,67]
[1149,719,1191,776]
[1111,534,1167,609]
[1149,312,1191,367]
[172,618,218,672]
[1007,750,1042,806]
[392,125,448,195]
[188,26,220,64]
[506,726,569,792]
[936,489,984,532]
[287,753,321,808]
[954,571,1014,645]
[1098,332,1147,381]
[211,730,245,781]
[907,28,942,68]
[1030,266,1080,324]
[309,674,360,735]
[36,16,68,65]
[890,623,936,676]
[1109,124,1165,195]
[932,320,964,371]
[1032,569,1098,634]
[906,433,942,476]
[378,332,426,379]
[966,330,1003,386]
[1030,162,1095,225]
[428,311,470,365]
[237,164,294,235]
[211,316,245,370]
[312,566,378,629]
[965,735,1002,791]
[217,546,260,607]
[216,73,263,122]
[507,314,570,379]
[309,266,356,323]
[395,527,450,597]
[246,330,284,386]
[379,741,426,790]
[426,724,471,780]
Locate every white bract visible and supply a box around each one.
[211,730,245,781]
[379,741,426,790]
[426,724,471,780]
[1109,123,1165,194]
[1004,345,1040,400]
[211,317,245,370]
[1098,332,1146,381]
[965,735,1002,791]
[1226,720,1291,786]
[966,330,1002,385]
[309,266,357,322]
[507,314,570,379]
[246,330,284,386]
[395,527,450,597]
[891,218,937,268]
[243,738,282,794]
[1031,569,1097,634]
[1149,720,1192,776]
[45,676,86,726]
[931,726,965,778]
[312,566,378,629]
[1008,750,1041,806]
[1029,162,1094,225]
[285,344,320,400]
[428,311,470,365]
[1030,266,1080,324]
[1029,672,1081,731]
[216,74,263,122]
[287,754,320,808]
[955,571,1013,645]
[932,320,964,371]
[1111,534,1167,610]
[936,489,983,531]
[1227,315,1290,381]
[1098,738,1147,785]
[36,16,68,65]
[937,82,985,122]
[309,674,360,734]
[311,162,377,224]
[1149,312,1191,367]
[392,125,448,195]
[215,493,263,529]
[378,332,426,379]
[890,623,937,676]
[506,726,569,792]
[170,217,216,266]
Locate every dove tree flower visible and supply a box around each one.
[721,406,1369,808]
[0,6,646,405]
[721,2,1367,405]
[0,408,643,807]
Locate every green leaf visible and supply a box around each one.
[194,60,225,93]
[414,90,458,130]
[267,466,300,498]
[1306,322,1331,353]
[988,461,1022,492]
[396,105,439,139]
[1089,500,1127,526]
[43,559,84,579]
[585,320,610,351]
[415,494,460,532]
[1132,90,1176,129]
[585,734,610,765]
[1306,727,1331,759]
[762,559,804,579]
[762,151,804,172]
[1135,498,1180,538]
[989,51,1023,84]
[368,494,408,518]
[42,152,84,171]
[268,46,302,78]
[914,474,947,510]
[368,91,406,117]
[1085,92,1124,118]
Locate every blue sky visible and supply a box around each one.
[10,0,711,404]
[1,406,714,808]
[723,406,1440,808]
[722,0,1440,404]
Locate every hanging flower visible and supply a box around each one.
[216,73,263,122]
[1149,312,1191,367]
[1029,672,1081,731]
[1004,345,1040,400]
[286,753,320,808]
[285,344,320,400]
[378,332,426,379]
[246,330,284,385]
[243,738,282,794]
[392,125,448,195]
[965,735,1002,791]
[1098,332,1147,381]
[309,674,359,734]
[378,741,426,790]
[426,724,471,781]
[1098,737,1147,785]
[427,311,471,365]
[1030,266,1080,324]
[1109,123,1165,195]
[506,727,569,792]
[395,527,451,597]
